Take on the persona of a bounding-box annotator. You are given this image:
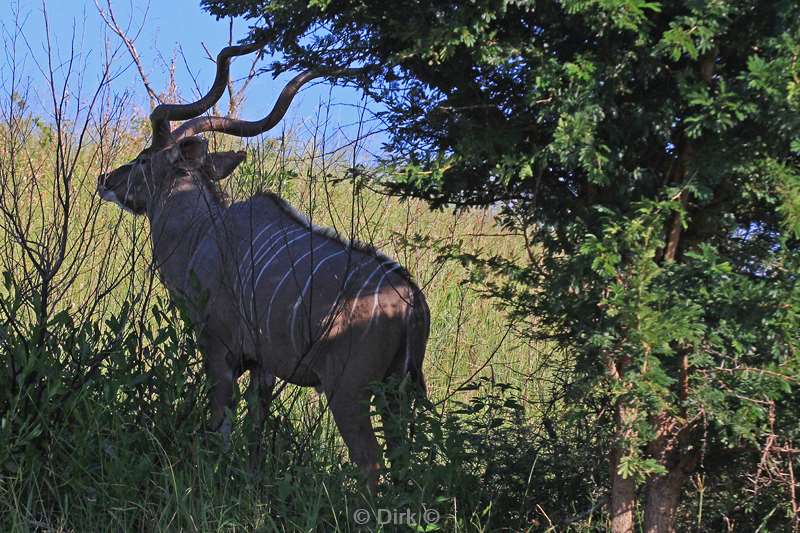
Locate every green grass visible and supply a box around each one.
[0,130,570,531]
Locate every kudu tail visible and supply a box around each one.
[403,283,429,397]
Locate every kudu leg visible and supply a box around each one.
[204,343,238,450]
[326,389,381,493]
[245,365,275,470]
[380,382,407,468]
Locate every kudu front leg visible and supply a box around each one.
[244,365,276,471]
[204,345,238,450]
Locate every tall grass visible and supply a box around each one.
[0,113,581,531]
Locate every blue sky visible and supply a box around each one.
[0,0,384,152]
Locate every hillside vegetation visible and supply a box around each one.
[1,121,561,531]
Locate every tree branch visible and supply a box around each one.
[95,0,161,109]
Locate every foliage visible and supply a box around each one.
[202,0,800,529]
[0,266,582,531]
[375,375,610,530]
[0,115,548,530]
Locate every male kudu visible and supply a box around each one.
[97,42,429,489]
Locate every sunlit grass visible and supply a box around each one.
[0,131,557,531]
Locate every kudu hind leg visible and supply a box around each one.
[326,389,381,492]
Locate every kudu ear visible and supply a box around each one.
[166,136,208,169]
[204,150,246,181]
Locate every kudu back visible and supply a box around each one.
[97,43,429,489]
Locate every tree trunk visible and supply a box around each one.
[611,444,637,533]
[643,472,683,533]
[643,450,699,532]
[610,398,637,533]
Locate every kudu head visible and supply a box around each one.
[97,42,361,214]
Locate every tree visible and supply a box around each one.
[202,0,800,530]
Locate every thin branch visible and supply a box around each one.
[94,0,161,108]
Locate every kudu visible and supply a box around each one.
[96,42,429,489]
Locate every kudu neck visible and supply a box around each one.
[146,173,225,292]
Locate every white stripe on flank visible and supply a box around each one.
[314,258,372,339]
[364,264,404,336]
[244,226,305,282]
[238,221,278,278]
[261,239,333,345]
[288,248,349,354]
[350,260,401,318]
[236,221,278,319]
[242,227,307,320]
[251,230,313,297]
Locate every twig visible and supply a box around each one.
[95,0,161,108]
